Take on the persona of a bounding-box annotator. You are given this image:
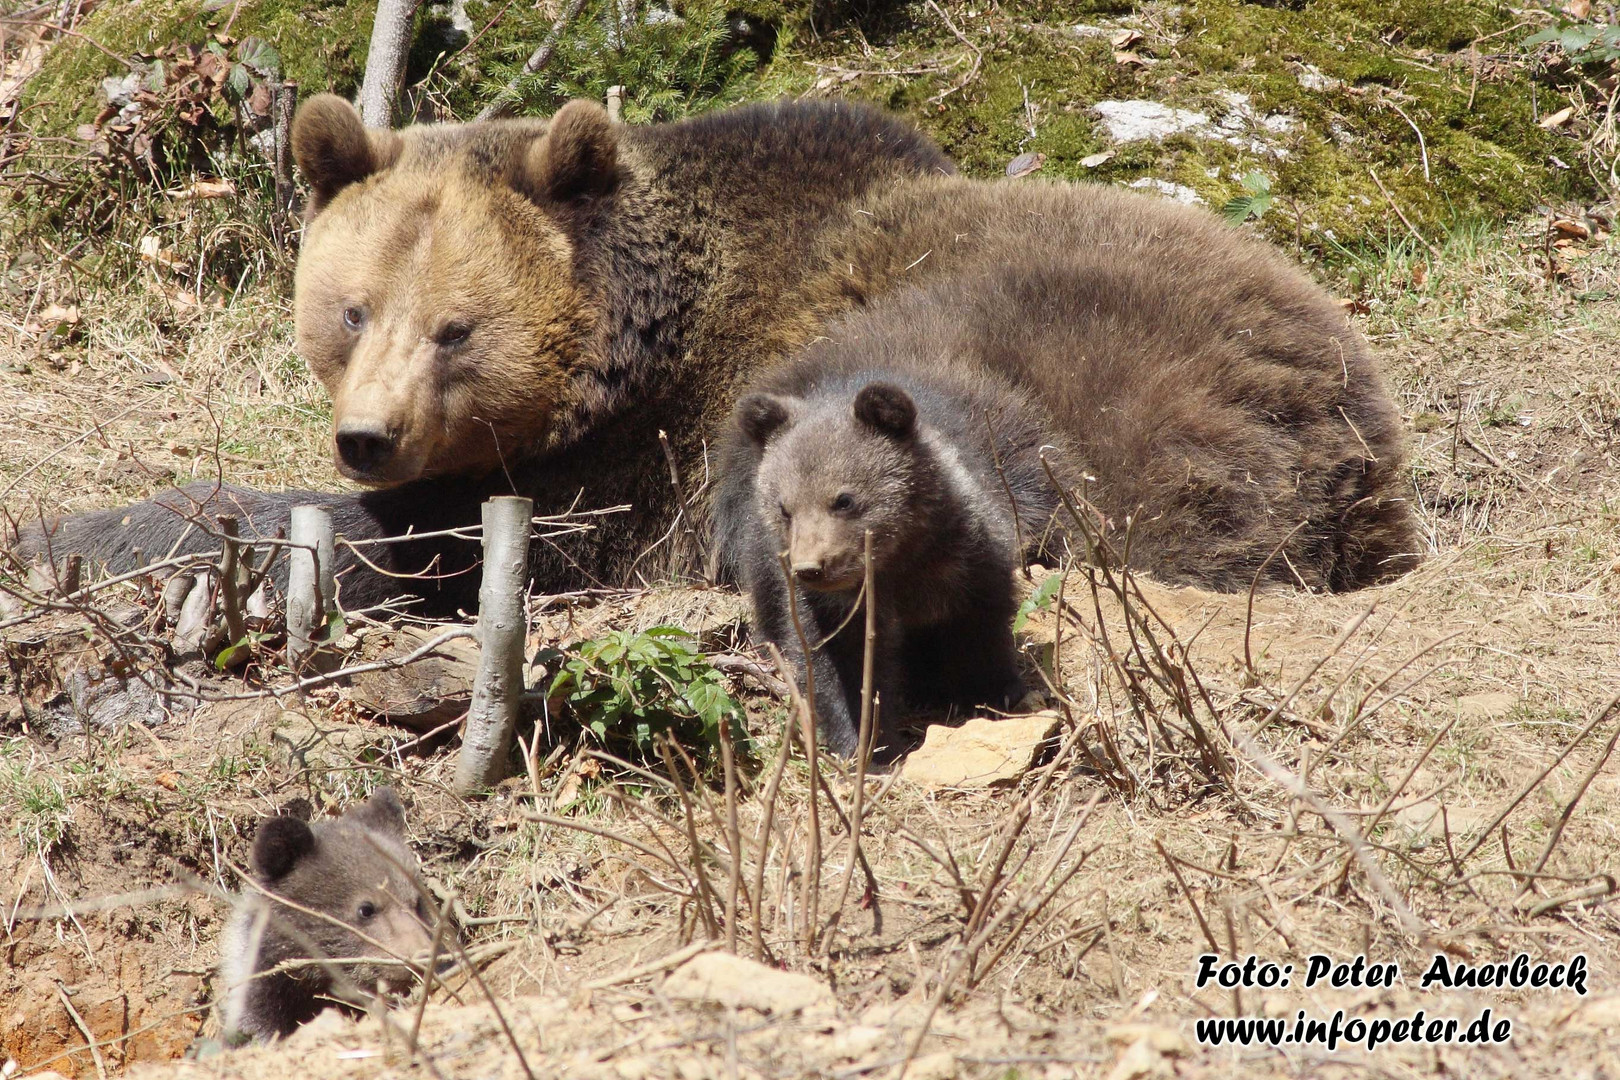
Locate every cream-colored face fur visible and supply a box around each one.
[294,169,592,484]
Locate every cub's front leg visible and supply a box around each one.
[748,572,902,756]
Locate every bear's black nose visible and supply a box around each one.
[336,425,397,474]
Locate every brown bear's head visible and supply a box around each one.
[247,786,434,1001]
[290,95,616,484]
[738,382,936,593]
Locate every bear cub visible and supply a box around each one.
[219,787,435,1043]
[718,363,1068,757]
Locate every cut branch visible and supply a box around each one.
[455,496,534,795]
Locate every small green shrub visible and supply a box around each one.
[1222,171,1274,226]
[1523,20,1620,67]
[541,626,746,761]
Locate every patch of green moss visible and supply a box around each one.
[809,0,1594,255]
[18,0,1599,254]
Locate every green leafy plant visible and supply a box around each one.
[543,626,746,760]
[1221,171,1274,226]
[1523,20,1620,65]
[1013,573,1064,634]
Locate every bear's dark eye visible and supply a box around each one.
[436,321,472,348]
[831,493,855,513]
[779,503,791,520]
[356,900,377,921]
[342,306,365,331]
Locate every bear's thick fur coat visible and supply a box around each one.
[219,788,433,1042]
[13,97,1416,613]
[720,359,1065,754]
[717,247,1413,750]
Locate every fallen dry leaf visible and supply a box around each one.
[138,234,184,270]
[1081,150,1116,168]
[1563,0,1591,17]
[24,302,80,338]
[1539,105,1574,129]
[1110,28,1142,48]
[166,177,236,201]
[1005,151,1046,178]
[1114,50,1152,67]
[154,771,180,791]
[1552,217,1591,240]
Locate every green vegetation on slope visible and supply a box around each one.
[11,0,1613,257]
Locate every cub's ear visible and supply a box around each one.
[518,99,619,205]
[351,787,407,837]
[251,816,316,881]
[853,383,917,440]
[292,94,404,216]
[736,394,792,446]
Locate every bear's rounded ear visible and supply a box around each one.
[351,786,407,837]
[251,816,315,881]
[853,383,917,440]
[292,94,404,216]
[518,99,618,206]
[736,394,791,446]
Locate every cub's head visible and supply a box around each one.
[736,382,929,592]
[290,95,618,484]
[247,787,432,1000]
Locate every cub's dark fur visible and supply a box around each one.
[719,349,1074,755]
[720,256,1414,751]
[219,788,433,1043]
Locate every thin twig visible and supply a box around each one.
[475,0,590,120]
[923,0,983,103]
[1454,691,1620,867]
[1369,167,1440,256]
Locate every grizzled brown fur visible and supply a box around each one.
[14,97,953,611]
[719,212,1417,748]
[13,99,1414,617]
[219,788,433,1043]
[720,357,1071,754]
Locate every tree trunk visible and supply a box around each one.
[358,0,420,129]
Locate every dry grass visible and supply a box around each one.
[3,167,1620,1079]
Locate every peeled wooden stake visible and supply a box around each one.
[286,505,335,670]
[455,496,534,796]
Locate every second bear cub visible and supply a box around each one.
[219,787,434,1043]
[719,361,1067,756]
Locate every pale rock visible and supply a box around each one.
[1126,178,1204,205]
[663,952,835,1016]
[614,1058,652,1080]
[1094,100,1210,142]
[901,713,1063,790]
[283,1006,355,1048]
[1295,64,1343,92]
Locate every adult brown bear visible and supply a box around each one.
[12,96,1417,613]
